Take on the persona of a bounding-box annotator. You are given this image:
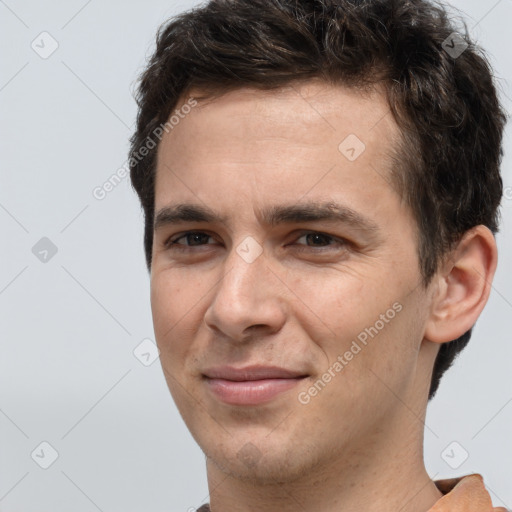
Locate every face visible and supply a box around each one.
[150,80,435,483]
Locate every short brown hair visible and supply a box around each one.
[129,0,506,400]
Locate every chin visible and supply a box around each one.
[202,433,325,485]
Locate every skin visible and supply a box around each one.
[150,79,497,512]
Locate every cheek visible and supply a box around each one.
[289,267,392,348]
[150,270,205,359]
[290,266,421,387]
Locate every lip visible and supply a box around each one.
[202,365,308,405]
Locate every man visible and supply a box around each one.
[129,0,508,510]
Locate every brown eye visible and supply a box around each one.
[294,231,347,250]
[165,231,216,249]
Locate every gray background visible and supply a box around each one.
[0,0,511,510]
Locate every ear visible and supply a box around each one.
[424,225,498,343]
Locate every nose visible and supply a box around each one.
[203,242,286,343]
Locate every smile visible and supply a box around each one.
[202,366,309,405]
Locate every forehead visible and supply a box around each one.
[154,80,403,221]
[164,80,397,149]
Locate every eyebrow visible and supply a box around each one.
[154,201,380,234]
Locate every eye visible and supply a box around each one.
[165,231,217,249]
[163,230,348,253]
[293,231,347,251]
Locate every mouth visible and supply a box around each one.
[202,365,309,406]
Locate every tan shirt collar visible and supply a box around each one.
[430,473,508,512]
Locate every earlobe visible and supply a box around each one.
[424,225,498,344]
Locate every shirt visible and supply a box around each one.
[196,473,509,511]
[429,473,508,511]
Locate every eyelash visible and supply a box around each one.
[164,231,348,252]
